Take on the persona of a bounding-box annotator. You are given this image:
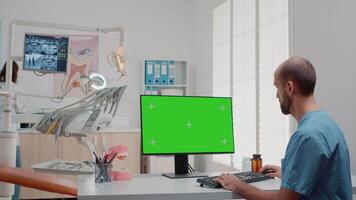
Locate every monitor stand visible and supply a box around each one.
[162,155,208,179]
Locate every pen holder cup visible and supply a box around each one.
[94,163,112,183]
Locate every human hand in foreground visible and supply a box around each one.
[213,173,244,192]
[260,164,281,179]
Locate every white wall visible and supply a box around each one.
[291,0,356,175]
[192,0,225,96]
[192,0,227,172]
[0,0,194,128]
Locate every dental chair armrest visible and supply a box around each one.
[0,165,77,196]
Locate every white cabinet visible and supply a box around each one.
[143,60,188,96]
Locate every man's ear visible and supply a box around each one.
[285,81,295,96]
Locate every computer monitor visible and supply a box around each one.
[140,95,234,178]
[23,33,69,73]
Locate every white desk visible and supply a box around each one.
[78,174,356,200]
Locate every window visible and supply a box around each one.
[212,0,290,169]
[212,0,231,98]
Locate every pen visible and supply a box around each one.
[107,153,117,164]
[93,151,100,164]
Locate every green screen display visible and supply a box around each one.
[140,95,234,155]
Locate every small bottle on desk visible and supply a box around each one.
[242,157,252,172]
[251,154,262,173]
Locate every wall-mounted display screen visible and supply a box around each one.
[23,33,69,73]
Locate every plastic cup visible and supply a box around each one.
[94,163,112,183]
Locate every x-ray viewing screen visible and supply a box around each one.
[140,95,235,155]
[23,33,69,73]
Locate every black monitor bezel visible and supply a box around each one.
[140,95,235,156]
[23,32,69,74]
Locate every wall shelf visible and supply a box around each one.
[143,59,188,96]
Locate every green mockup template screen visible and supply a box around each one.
[140,95,234,155]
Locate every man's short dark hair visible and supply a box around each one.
[278,57,316,96]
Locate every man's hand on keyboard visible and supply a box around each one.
[260,165,281,179]
[214,173,244,192]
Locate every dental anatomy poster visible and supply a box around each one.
[54,35,99,97]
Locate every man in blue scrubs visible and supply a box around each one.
[215,57,352,199]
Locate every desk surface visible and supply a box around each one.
[78,174,356,200]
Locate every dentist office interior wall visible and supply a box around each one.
[0,0,355,179]
[0,0,194,129]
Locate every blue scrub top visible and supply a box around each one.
[281,111,352,200]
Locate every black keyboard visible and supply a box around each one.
[197,171,274,188]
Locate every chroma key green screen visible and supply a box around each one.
[140,95,234,155]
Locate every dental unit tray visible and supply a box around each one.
[31,159,94,175]
[35,86,127,138]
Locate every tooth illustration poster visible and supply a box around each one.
[54,35,99,97]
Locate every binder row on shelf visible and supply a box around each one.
[145,60,175,85]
